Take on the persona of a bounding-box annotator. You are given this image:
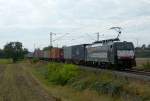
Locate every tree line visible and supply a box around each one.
[0,42,28,62]
[135,44,150,58]
[137,44,150,49]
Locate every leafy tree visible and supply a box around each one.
[141,44,146,49]
[23,48,29,54]
[0,49,5,58]
[43,46,53,51]
[4,42,25,62]
[148,44,150,49]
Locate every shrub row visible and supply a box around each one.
[44,63,128,97]
[70,71,128,97]
[45,63,79,85]
[37,62,150,100]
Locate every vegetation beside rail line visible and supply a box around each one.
[0,59,149,101]
[30,61,150,101]
[135,58,150,71]
[142,61,150,71]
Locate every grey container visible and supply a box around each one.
[63,46,72,59]
[71,44,87,61]
[64,44,87,61]
[25,52,33,58]
[43,50,50,59]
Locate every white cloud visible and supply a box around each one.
[0,0,150,50]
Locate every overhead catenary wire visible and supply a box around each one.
[85,33,96,41]
[49,25,119,48]
[52,33,70,42]
[52,32,105,46]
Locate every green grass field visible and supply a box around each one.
[0,59,12,64]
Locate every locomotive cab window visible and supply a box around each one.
[115,42,134,50]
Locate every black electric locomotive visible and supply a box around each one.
[85,38,136,69]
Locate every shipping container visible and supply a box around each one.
[64,44,87,62]
[43,50,50,59]
[50,48,63,60]
[71,44,87,61]
[63,47,72,59]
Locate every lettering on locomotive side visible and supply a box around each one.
[89,52,108,58]
[87,46,108,53]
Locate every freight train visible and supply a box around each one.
[27,38,136,70]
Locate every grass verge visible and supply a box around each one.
[135,58,150,71]
[28,62,150,101]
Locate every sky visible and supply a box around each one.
[0,0,150,51]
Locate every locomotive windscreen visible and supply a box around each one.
[115,42,135,59]
[115,42,134,50]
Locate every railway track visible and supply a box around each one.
[123,69,150,77]
[79,65,150,81]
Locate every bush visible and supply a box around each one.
[32,58,40,63]
[71,77,95,91]
[90,80,123,96]
[68,70,127,97]
[46,63,79,85]
[71,80,89,91]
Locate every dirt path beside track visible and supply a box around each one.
[0,64,57,101]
